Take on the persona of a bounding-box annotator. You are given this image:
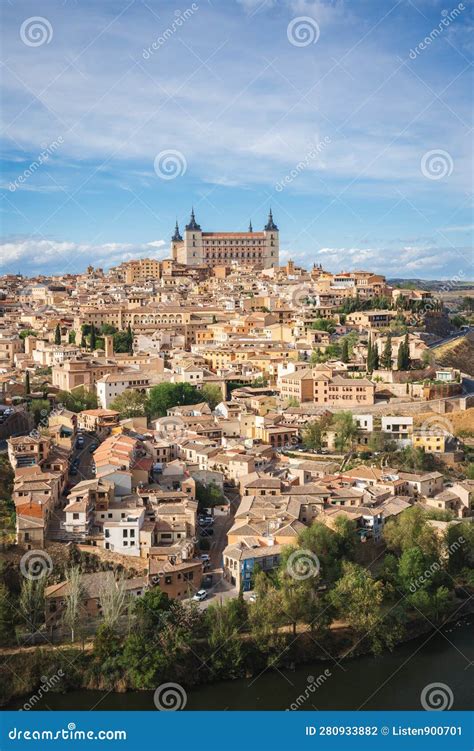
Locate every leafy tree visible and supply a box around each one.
[126,324,134,354]
[98,574,128,630]
[68,330,76,344]
[341,338,349,363]
[147,383,202,418]
[408,586,451,621]
[445,523,474,574]
[29,399,50,426]
[19,329,37,340]
[296,522,343,584]
[57,388,98,412]
[311,318,337,333]
[329,562,401,654]
[248,571,285,656]
[200,383,222,410]
[397,333,411,370]
[287,397,300,408]
[19,577,45,632]
[134,588,172,637]
[89,324,97,351]
[332,411,357,451]
[63,566,84,643]
[110,390,148,419]
[302,414,332,451]
[99,324,118,335]
[0,582,15,646]
[383,507,441,558]
[381,334,392,369]
[205,598,246,678]
[196,480,226,510]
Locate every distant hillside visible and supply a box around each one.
[433,332,474,376]
[389,279,474,292]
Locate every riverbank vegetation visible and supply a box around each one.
[1,507,472,705]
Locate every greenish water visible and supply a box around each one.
[10,619,473,711]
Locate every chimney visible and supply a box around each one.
[104,335,114,358]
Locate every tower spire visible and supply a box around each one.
[186,206,201,231]
[248,219,253,233]
[264,207,278,231]
[172,219,182,242]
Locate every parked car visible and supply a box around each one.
[198,515,214,526]
[192,589,207,602]
[199,554,210,562]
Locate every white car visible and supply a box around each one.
[193,589,207,602]
[199,554,210,562]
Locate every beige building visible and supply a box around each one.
[171,209,279,268]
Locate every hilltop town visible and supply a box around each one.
[0,210,473,701]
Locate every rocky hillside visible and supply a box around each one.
[433,333,474,376]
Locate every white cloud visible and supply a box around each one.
[0,238,167,275]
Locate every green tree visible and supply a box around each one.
[205,598,247,678]
[341,338,349,363]
[63,566,84,643]
[29,399,50,426]
[19,329,37,340]
[397,333,411,370]
[380,334,392,369]
[54,324,61,345]
[68,330,76,344]
[24,370,30,396]
[89,324,97,351]
[126,324,133,354]
[329,562,401,654]
[147,383,202,418]
[332,411,357,451]
[248,571,285,656]
[57,388,98,412]
[0,582,15,646]
[302,414,332,451]
[200,383,222,410]
[110,390,148,419]
[384,506,441,558]
[134,588,172,637]
[19,577,45,632]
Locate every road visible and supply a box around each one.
[69,431,96,487]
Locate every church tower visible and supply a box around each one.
[262,209,279,268]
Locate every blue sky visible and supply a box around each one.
[0,0,472,278]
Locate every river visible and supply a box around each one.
[9,617,473,711]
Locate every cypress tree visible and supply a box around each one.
[90,324,96,351]
[54,324,61,345]
[25,370,30,395]
[127,324,133,354]
[341,338,349,363]
[381,334,392,369]
[366,335,372,372]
